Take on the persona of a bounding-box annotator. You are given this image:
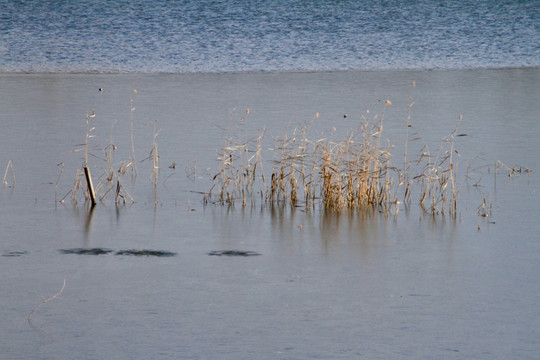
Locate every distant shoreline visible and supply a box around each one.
[1,65,539,76]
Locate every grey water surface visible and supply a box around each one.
[1,68,539,359]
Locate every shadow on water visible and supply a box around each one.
[59,248,177,257]
[2,251,28,257]
[59,248,113,255]
[115,249,177,257]
[207,250,261,257]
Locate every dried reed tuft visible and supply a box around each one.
[207,100,468,217]
[208,109,265,206]
[209,103,403,212]
[62,94,148,206]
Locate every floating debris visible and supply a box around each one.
[207,250,261,257]
[114,249,177,257]
[59,248,113,255]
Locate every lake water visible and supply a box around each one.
[1,0,539,73]
[1,1,540,359]
[1,68,539,359]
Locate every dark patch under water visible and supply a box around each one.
[114,249,177,257]
[59,248,114,255]
[207,250,261,257]
[59,248,177,257]
[2,251,28,257]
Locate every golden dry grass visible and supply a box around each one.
[207,103,463,217]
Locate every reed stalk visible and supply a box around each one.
[2,160,15,187]
[129,89,138,176]
[83,165,97,206]
[55,162,64,204]
[150,120,160,204]
[27,279,66,322]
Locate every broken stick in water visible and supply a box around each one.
[83,165,96,206]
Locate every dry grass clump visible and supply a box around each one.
[264,114,395,210]
[267,117,316,206]
[415,125,461,217]
[264,103,401,211]
[207,102,465,217]
[317,119,395,210]
[61,110,134,206]
[207,109,265,206]
[59,90,157,207]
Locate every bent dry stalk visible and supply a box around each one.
[27,279,66,322]
[2,159,15,187]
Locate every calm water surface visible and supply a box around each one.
[1,69,539,359]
